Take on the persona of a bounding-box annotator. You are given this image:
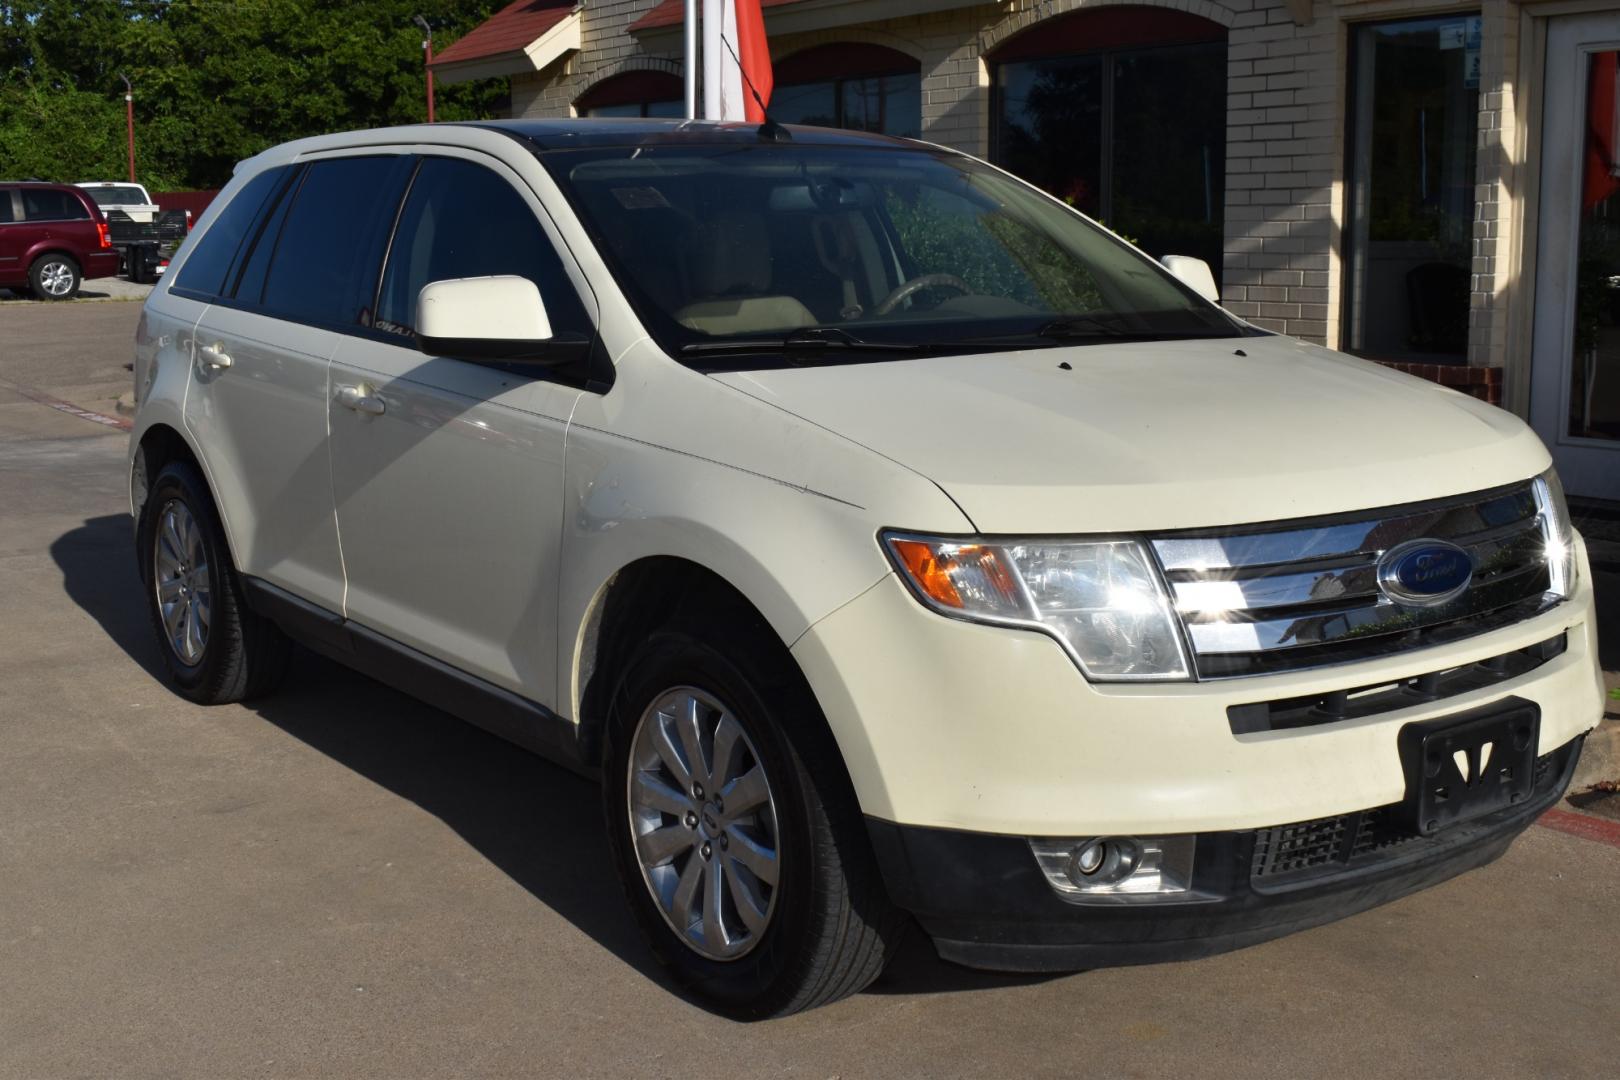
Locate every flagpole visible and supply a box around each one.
[683,0,697,118]
[701,0,722,119]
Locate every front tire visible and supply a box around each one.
[138,461,290,703]
[29,254,80,300]
[603,623,902,1019]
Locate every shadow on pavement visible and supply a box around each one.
[51,513,1053,1009]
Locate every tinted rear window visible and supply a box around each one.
[20,189,90,222]
[259,156,398,326]
[173,167,289,298]
[0,193,14,224]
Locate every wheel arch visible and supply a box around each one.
[131,420,244,582]
[570,555,861,812]
[26,245,82,271]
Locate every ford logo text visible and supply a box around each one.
[1376,539,1474,608]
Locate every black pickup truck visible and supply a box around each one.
[105,209,188,283]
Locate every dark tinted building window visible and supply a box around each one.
[769,45,921,138]
[173,167,288,298]
[21,188,90,221]
[1343,15,1481,361]
[375,157,588,336]
[259,156,399,326]
[992,9,1227,279]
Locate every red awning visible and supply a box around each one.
[433,0,576,68]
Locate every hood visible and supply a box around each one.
[710,335,1550,534]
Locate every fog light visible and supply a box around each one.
[1072,839,1107,876]
[1030,835,1199,904]
[1066,838,1139,884]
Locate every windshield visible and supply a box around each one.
[82,185,149,206]
[540,142,1243,365]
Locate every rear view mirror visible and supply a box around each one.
[1159,255,1220,305]
[414,275,587,364]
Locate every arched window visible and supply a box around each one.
[990,7,1226,277]
[576,71,684,118]
[770,44,920,138]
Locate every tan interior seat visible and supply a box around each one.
[674,210,815,335]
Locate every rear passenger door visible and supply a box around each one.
[181,154,411,612]
[327,151,595,707]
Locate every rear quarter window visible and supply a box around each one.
[172,167,291,299]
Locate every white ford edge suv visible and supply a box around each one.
[128,120,1605,1018]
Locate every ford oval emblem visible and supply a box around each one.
[1376,539,1474,608]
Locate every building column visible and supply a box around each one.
[1219,0,1339,346]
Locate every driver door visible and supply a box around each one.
[327,150,596,707]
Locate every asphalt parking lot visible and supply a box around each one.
[2,302,1619,1078]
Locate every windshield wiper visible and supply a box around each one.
[1033,315,1139,339]
[954,313,1237,349]
[679,327,921,357]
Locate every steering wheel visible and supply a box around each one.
[872,273,972,316]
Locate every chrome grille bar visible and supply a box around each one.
[1150,482,1556,678]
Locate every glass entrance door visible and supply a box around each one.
[1531,13,1620,499]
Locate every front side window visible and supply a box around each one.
[1343,15,1481,362]
[374,156,589,338]
[21,189,90,222]
[543,143,1239,365]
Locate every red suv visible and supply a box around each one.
[0,182,121,300]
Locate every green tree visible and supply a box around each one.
[0,0,510,189]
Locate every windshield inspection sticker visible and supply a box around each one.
[613,186,672,210]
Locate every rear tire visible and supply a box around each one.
[138,460,290,704]
[29,254,80,300]
[603,618,903,1019]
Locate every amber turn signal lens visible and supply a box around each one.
[890,539,1024,614]
[890,539,965,608]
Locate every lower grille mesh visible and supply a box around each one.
[1251,749,1561,884]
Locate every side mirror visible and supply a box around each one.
[414,275,588,365]
[1159,255,1220,305]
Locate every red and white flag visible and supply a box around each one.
[702,0,772,121]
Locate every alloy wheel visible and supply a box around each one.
[627,686,781,961]
[39,261,74,297]
[152,499,211,666]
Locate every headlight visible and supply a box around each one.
[883,532,1190,681]
[1533,469,1576,599]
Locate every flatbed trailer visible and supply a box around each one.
[105,209,188,283]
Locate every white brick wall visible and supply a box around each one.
[498,0,1523,365]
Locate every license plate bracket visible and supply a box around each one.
[1398,698,1540,837]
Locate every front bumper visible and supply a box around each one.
[867,734,1582,971]
[791,539,1604,836]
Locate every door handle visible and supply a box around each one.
[336,383,386,416]
[198,342,233,369]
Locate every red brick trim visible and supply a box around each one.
[1370,361,1503,406]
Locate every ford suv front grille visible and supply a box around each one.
[1150,481,1560,679]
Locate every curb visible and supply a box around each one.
[1572,713,1620,792]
